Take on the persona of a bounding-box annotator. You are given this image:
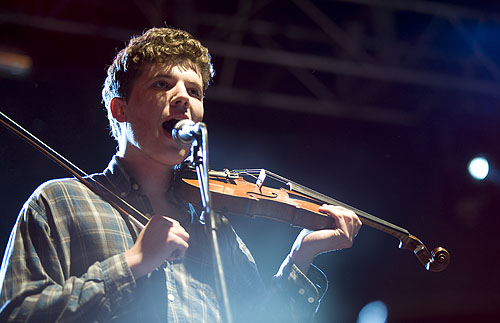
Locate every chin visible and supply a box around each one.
[162,147,189,166]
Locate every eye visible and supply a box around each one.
[153,80,171,89]
[188,87,202,99]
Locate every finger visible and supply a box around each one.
[147,215,175,229]
[318,204,347,217]
[158,216,190,241]
[169,226,190,242]
[321,205,359,226]
[160,216,179,226]
[166,238,189,260]
[319,205,349,230]
[318,204,334,215]
[321,205,361,245]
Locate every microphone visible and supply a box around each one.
[172,119,202,147]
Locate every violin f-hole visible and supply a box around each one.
[247,191,279,199]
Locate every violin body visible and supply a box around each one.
[173,166,450,272]
[174,170,335,230]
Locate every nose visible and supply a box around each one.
[170,83,190,110]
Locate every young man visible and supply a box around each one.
[0,27,362,322]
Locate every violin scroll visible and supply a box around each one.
[429,247,450,272]
[399,234,450,272]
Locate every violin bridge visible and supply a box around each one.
[256,169,266,192]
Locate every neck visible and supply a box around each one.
[118,147,177,200]
[125,158,173,196]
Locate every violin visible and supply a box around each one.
[1,111,450,272]
[174,166,450,272]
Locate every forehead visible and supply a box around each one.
[139,62,203,84]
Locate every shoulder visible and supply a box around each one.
[13,179,97,236]
[34,177,88,195]
[27,178,96,206]
[25,177,112,218]
[22,177,126,234]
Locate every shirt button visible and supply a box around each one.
[168,294,175,302]
[132,183,139,190]
[120,192,126,197]
[307,297,315,303]
[298,288,305,295]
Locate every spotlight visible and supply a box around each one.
[468,156,489,181]
[357,300,388,323]
[0,50,32,78]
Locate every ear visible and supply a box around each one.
[110,97,127,122]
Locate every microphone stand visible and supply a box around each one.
[183,123,233,323]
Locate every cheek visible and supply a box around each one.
[192,102,204,122]
[129,95,165,122]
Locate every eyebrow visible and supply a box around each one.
[151,73,204,93]
[152,74,203,88]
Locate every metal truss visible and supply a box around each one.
[1,0,499,126]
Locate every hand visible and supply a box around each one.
[289,204,362,273]
[125,215,190,279]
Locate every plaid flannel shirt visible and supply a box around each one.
[0,156,327,322]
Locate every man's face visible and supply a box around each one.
[116,62,205,166]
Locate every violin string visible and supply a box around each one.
[236,169,295,188]
[264,170,410,233]
[239,168,374,212]
[235,168,410,234]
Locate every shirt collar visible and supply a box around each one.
[99,155,195,225]
[102,155,137,198]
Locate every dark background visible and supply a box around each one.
[1,1,499,322]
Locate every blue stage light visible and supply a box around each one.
[468,156,489,181]
[357,300,388,323]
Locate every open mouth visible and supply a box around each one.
[162,119,181,134]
